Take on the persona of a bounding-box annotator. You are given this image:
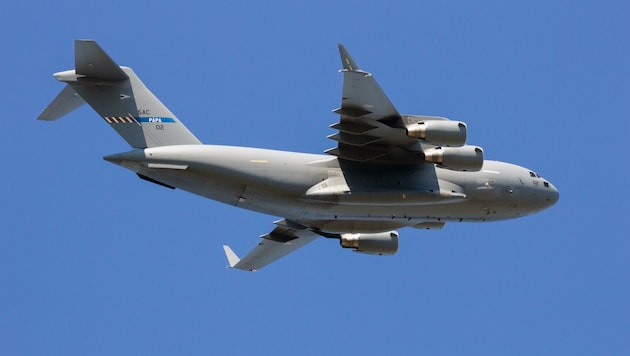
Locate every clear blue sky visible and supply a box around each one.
[1,1,628,355]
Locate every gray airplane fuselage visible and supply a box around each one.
[105,144,559,233]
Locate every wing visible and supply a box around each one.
[327,45,441,163]
[222,220,318,271]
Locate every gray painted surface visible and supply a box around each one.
[38,40,559,271]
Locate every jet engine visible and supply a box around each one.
[406,120,467,146]
[423,145,484,171]
[340,231,398,255]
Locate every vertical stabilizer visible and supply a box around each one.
[37,40,202,148]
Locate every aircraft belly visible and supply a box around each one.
[141,172,510,227]
[140,167,495,228]
[297,200,502,232]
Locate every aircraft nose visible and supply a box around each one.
[544,181,560,206]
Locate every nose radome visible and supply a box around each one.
[546,182,560,206]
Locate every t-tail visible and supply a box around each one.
[37,40,201,148]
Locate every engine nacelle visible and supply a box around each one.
[406,120,467,146]
[423,145,484,171]
[340,231,399,255]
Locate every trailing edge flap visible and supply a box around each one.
[37,85,86,121]
[222,222,318,271]
[74,39,128,80]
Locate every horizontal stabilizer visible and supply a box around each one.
[74,39,128,80]
[37,85,85,121]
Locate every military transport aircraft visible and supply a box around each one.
[38,40,558,271]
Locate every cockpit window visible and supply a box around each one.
[529,171,536,177]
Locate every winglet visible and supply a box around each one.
[222,245,241,268]
[338,44,360,71]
